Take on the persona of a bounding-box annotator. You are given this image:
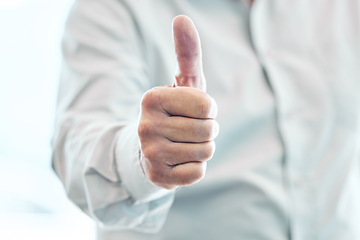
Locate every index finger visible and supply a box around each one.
[155,87,217,119]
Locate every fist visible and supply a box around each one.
[138,16,219,190]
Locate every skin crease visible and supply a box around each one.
[137,15,219,190]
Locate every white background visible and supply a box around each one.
[0,0,95,239]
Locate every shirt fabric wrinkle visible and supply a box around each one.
[52,0,360,239]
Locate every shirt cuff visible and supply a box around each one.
[116,123,173,203]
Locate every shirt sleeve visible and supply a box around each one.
[51,0,174,233]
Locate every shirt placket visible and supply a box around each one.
[248,1,316,240]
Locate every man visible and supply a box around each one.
[52,0,360,239]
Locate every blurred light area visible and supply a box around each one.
[0,213,95,240]
[0,0,29,9]
[0,0,95,239]
[0,0,67,168]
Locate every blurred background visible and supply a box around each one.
[0,0,95,239]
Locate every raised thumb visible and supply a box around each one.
[172,15,206,91]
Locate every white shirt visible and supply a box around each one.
[52,0,360,239]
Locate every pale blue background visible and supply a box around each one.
[0,1,95,239]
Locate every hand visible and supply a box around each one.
[138,15,219,190]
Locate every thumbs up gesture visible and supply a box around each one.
[138,16,219,190]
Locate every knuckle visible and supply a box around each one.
[177,164,205,186]
[198,94,217,118]
[138,120,153,139]
[187,168,205,185]
[177,176,192,186]
[140,140,171,188]
[201,120,219,140]
[143,146,160,161]
[141,91,153,109]
[143,156,166,185]
[204,120,214,139]
[147,170,161,185]
[199,94,212,117]
[202,141,216,160]
[141,88,161,109]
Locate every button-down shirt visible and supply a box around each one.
[52,0,360,239]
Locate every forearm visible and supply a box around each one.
[51,0,175,231]
[52,109,174,231]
